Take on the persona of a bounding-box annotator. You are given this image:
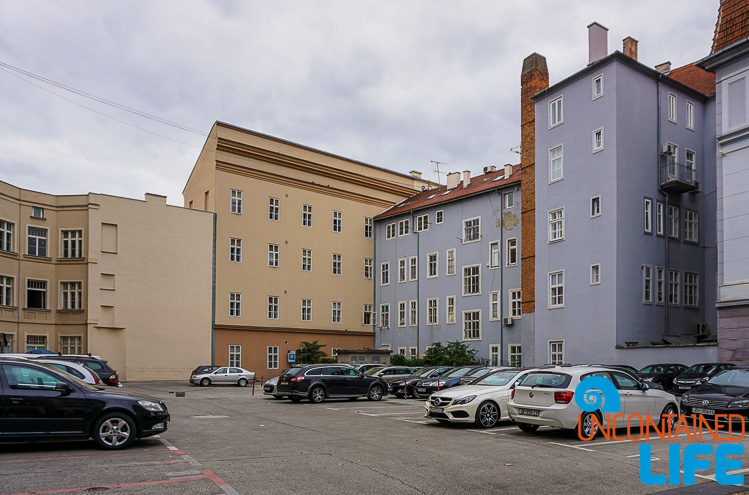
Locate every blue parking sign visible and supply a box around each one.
[288,351,296,363]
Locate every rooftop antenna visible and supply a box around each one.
[510,145,521,155]
[431,160,446,186]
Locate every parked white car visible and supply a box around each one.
[36,359,102,386]
[190,366,255,387]
[425,369,529,428]
[507,366,679,438]
[263,376,284,398]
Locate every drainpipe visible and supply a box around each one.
[499,191,505,366]
[16,189,21,352]
[373,220,378,349]
[414,212,420,358]
[656,74,670,337]
[211,212,216,366]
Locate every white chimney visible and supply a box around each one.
[588,22,609,64]
[409,170,422,179]
[462,170,471,188]
[504,164,513,177]
[655,61,671,73]
[446,172,460,189]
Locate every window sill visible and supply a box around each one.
[30,216,46,221]
[57,309,85,314]
[56,257,86,262]
[23,308,50,312]
[23,255,52,261]
[0,305,18,310]
[593,148,604,154]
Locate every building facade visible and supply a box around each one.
[183,122,429,376]
[374,166,523,365]
[0,181,214,380]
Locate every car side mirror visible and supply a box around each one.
[641,382,649,391]
[55,382,73,395]
[359,372,365,378]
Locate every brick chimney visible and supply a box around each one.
[588,22,609,64]
[623,37,638,60]
[520,52,549,316]
[655,61,671,73]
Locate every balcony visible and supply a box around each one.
[659,160,698,193]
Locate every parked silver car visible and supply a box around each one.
[263,376,284,398]
[190,366,255,387]
[36,359,103,386]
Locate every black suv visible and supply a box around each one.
[0,359,169,449]
[37,355,120,387]
[277,364,388,403]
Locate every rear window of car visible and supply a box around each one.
[709,369,749,387]
[443,367,473,378]
[638,365,666,374]
[284,367,305,377]
[519,372,572,388]
[686,364,718,374]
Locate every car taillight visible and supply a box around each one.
[290,376,306,383]
[511,389,515,399]
[554,391,574,404]
[94,375,101,385]
[109,375,117,384]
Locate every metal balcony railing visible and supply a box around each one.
[660,160,698,193]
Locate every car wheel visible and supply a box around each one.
[289,396,302,403]
[348,397,358,401]
[517,422,540,433]
[309,386,326,403]
[475,401,500,428]
[579,412,599,440]
[660,404,678,430]
[237,378,248,387]
[200,378,210,387]
[93,413,136,450]
[368,385,384,401]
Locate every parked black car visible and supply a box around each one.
[390,366,453,398]
[413,366,492,399]
[680,367,749,422]
[191,365,218,379]
[0,360,168,449]
[674,362,735,394]
[35,354,120,387]
[636,363,688,392]
[276,364,388,403]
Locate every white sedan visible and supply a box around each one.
[190,366,255,387]
[425,369,529,428]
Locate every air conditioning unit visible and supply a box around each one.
[661,143,676,155]
[503,317,514,326]
[696,323,708,336]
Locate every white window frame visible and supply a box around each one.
[427,298,438,325]
[302,204,313,227]
[592,127,604,153]
[0,275,13,307]
[229,292,241,317]
[229,345,242,368]
[268,295,279,320]
[409,347,418,360]
[398,301,407,327]
[590,196,601,218]
[668,93,677,123]
[593,75,604,99]
[416,214,429,232]
[644,198,653,234]
[398,219,410,236]
[427,252,438,278]
[364,258,373,279]
[398,258,407,283]
[332,253,342,276]
[61,230,83,258]
[436,210,444,224]
[386,223,396,240]
[509,289,522,319]
[301,299,312,322]
[506,238,518,267]
[548,208,564,243]
[669,205,680,239]
[446,295,456,324]
[549,96,563,128]
[668,270,680,306]
[267,346,279,370]
[549,145,563,183]
[684,272,699,308]
[462,217,481,243]
[332,211,343,233]
[590,264,601,286]
[230,237,242,263]
[230,189,242,214]
[509,344,522,367]
[32,207,44,219]
[60,281,82,310]
[462,265,481,296]
[332,301,342,324]
[302,248,312,272]
[656,267,665,305]
[643,265,653,304]
[59,335,82,355]
[490,345,500,367]
[26,334,47,352]
[0,220,13,252]
[380,304,390,328]
[548,271,564,309]
[364,217,373,238]
[686,101,695,130]
[656,202,665,236]
[381,262,390,286]
[397,347,407,356]
[269,197,280,221]
[26,279,47,310]
[446,249,456,276]
[363,304,373,325]
[548,340,564,365]
[489,291,500,321]
[409,300,418,326]
[462,309,481,341]
[684,210,699,243]
[505,192,514,209]
[409,256,418,281]
[685,149,696,183]
[268,244,279,268]
[489,241,500,269]
[27,226,47,257]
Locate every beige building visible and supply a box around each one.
[0,180,214,381]
[183,122,429,375]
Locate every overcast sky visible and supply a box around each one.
[0,1,719,206]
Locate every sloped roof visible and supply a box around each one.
[668,64,716,96]
[375,166,520,220]
[711,0,749,54]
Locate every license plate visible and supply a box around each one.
[678,385,691,390]
[692,407,715,415]
[417,388,426,393]
[281,379,288,383]
[430,407,443,413]
[519,408,540,417]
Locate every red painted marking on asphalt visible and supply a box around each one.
[153,459,188,465]
[5,475,208,494]
[171,449,185,455]
[201,469,229,486]
[0,449,173,462]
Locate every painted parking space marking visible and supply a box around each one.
[467,429,498,435]
[0,449,174,463]
[547,442,596,452]
[191,415,230,419]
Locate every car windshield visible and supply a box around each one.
[412,367,438,377]
[442,367,473,378]
[35,362,99,391]
[638,365,667,374]
[364,367,385,376]
[685,364,718,374]
[708,369,749,387]
[473,371,520,386]
[520,372,572,388]
[465,367,490,376]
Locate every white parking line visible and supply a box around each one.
[467,429,498,435]
[548,442,596,452]
[403,420,431,424]
[359,411,426,416]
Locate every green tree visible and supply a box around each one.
[423,342,448,366]
[391,354,408,365]
[422,341,478,366]
[295,340,327,364]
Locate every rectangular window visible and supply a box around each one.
[269,197,280,221]
[490,345,500,367]
[60,281,82,310]
[398,301,407,327]
[230,189,243,214]
[593,75,603,99]
[644,198,653,234]
[409,347,418,360]
[268,244,279,267]
[446,296,456,324]
[26,279,46,309]
[549,271,564,308]
[436,210,444,224]
[668,93,677,122]
[686,101,695,129]
[229,292,241,317]
[549,341,564,365]
[427,252,438,278]
[510,289,522,318]
[380,304,390,328]
[332,301,342,323]
[548,208,564,242]
[643,265,653,303]
[229,345,241,368]
[381,262,390,286]
[267,346,279,369]
[506,238,518,267]
[505,192,514,209]
[0,276,13,306]
[1,333,13,353]
[26,335,47,352]
[666,143,678,179]
[0,220,13,252]
[549,145,563,182]
[462,310,481,341]
[656,267,665,305]
[416,214,429,232]
[490,291,500,320]
[398,219,410,236]
[427,298,438,325]
[61,230,83,258]
[32,207,44,219]
[302,204,313,227]
[591,196,601,218]
[268,295,279,319]
[463,217,480,243]
[302,249,312,272]
[60,335,82,355]
[669,205,680,239]
[386,223,396,240]
[549,96,563,127]
[398,347,407,356]
[301,299,312,321]
[333,211,342,233]
[409,300,418,326]
[509,344,522,367]
[398,258,407,283]
[592,128,604,152]
[656,202,665,236]
[462,265,481,296]
[363,304,373,325]
[684,210,699,243]
[489,242,500,268]
[332,253,342,275]
[590,264,601,286]
[729,78,747,128]
[409,256,418,281]
[686,150,696,183]
[364,258,373,279]
[364,217,373,238]
[669,270,680,306]
[28,227,47,257]
[684,272,699,307]
[230,238,242,262]
[446,249,456,276]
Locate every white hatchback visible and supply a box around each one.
[507,366,679,438]
[425,369,529,428]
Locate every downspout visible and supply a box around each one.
[657,74,670,337]
[372,220,377,349]
[415,212,420,358]
[16,189,22,352]
[211,211,216,366]
[499,192,505,366]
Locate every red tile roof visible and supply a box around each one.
[375,166,520,220]
[668,64,716,96]
[711,0,749,54]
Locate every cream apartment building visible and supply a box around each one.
[183,122,430,376]
[0,180,214,380]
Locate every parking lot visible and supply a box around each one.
[2,381,748,495]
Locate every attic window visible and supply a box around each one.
[427,193,438,199]
[441,190,451,196]
[492,175,505,182]
[482,178,488,183]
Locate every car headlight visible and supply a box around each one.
[436,380,447,387]
[453,395,477,405]
[728,400,749,408]
[681,394,689,403]
[138,400,165,412]
[698,377,709,383]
